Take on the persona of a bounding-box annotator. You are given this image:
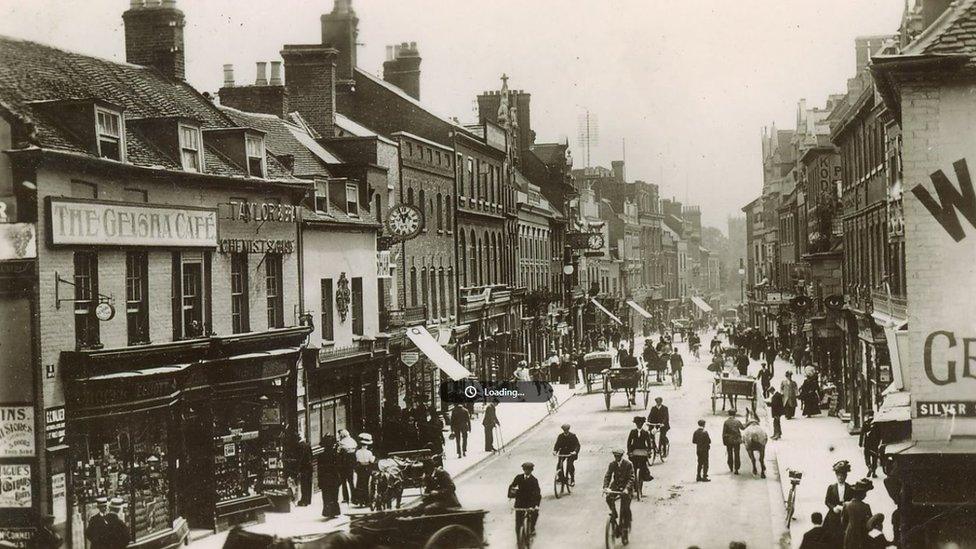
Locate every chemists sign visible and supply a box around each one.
[0,407,33,458]
[48,197,217,248]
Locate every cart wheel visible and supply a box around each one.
[605,390,611,411]
[424,524,483,549]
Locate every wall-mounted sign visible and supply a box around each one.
[51,472,67,523]
[916,401,976,418]
[218,239,294,254]
[228,201,297,224]
[48,198,217,247]
[0,464,32,508]
[0,527,34,548]
[45,406,65,448]
[377,251,392,279]
[94,302,116,322]
[401,352,419,367]
[0,407,34,458]
[0,224,35,260]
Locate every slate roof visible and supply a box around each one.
[0,35,300,183]
[903,0,976,58]
[220,105,340,177]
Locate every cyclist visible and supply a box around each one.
[626,417,653,493]
[553,424,580,486]
[603,449,634,539]
[688,332,701,358]
[508,462,542,542]
[647,397,671,451]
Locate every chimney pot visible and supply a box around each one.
[269,61,283,86]
[223,63,235,87]
[255,61,268,86]
[386,45,394,61]
[129,0,143,7]
[394,44,402,58]
[161,0,176,7]
[409,41,417,50]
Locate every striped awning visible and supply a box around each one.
[591,298,623,325]
[690,296,713,313]
[626,300,653,319]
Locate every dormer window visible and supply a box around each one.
[245,134,265,177]
[96,108,123,161]
[314,180,330,214]
[345,182,359,217]
[180,124,203,172]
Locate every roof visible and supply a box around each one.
[353,68,465,133]
[0,35,298,183]
[902,0,976,58]
[220,105,340,176]
[334,113,396,145]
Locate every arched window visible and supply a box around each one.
[421,267,429,316]
[469,230,477,286]
[418,189,426,231]
[445,195,452,230]
[438,268,446,318]
[409,267,418,307]
[430,268,439,320]
[436,193,443,231]
[484,231,492,284]
[491,233,498,284]
[447,268,455,316]
[406,187,414,206]
[476,238,483,286]
[374,193,382,223]
[459,231,467,286]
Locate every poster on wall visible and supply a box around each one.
[0,464,32,508]
[51,472,67,524]
[0,406,34,457]
[0,527,34,548]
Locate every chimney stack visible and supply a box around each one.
[382,41,422,100]
[255,62,268,86]
[223,64,235,87]
[269,61,283,86]
[321,0,359,89]
[280,44,338,136]
[123,0,186,80]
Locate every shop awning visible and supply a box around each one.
[690,296,713,313]
[626,300,653,319]
[406,326,472,381]
[590,298,623,325]
[70,364,190,419]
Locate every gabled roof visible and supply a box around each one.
[220,105,340,177]
[0,35,298,183]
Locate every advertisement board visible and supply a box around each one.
[0,407,34,458]
[0,464,32,508]
[48,197,217,247]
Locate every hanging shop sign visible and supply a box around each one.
[0,528,34,548]
[0,464,32,508]
[217,238,294,254]
[0,223,36,260]
[401,352,420,367]
[48,198,217,247]
[0,406,34,458]
[45,407,65,448]
[377,251,392,279]
[228,201,298,224]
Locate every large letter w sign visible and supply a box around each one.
[912,159,976,242]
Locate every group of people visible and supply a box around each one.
[800,460,892,548]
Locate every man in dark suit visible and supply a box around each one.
[603,449,634,538]
[692,419,711,481]
[553,423,581,485]
[85,498,111,549]
[824,460,854,547]
[647,397,670,449]
[770,388,784,440]
[722,410,744,474]
[450,404,471,458]
[104,498,130,549]
[800,512,829,549]
[508,462,542,540]
[483,399,500,452]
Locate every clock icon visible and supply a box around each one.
[588,233,604,250]
[386,204,424,240]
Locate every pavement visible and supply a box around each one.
[187,383,576,548]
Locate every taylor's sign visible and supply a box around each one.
[48,198,217,247]
[0,407,33,458]
[228,201,297,224]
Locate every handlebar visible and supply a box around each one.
[603,489,629,496]
[555,453,577,458]
[513,507,539,511]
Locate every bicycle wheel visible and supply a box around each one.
[605,517,617,549]
[516,515,530,549]
[554,473,562,499]
[785,487,797,527]
[660,439,669,461]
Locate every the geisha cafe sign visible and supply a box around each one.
[48,197,217,247]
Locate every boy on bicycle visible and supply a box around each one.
[603,449,634,536]
[553,424,580,485]
[508,462,541,540]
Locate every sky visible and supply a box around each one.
[0,0,905,230]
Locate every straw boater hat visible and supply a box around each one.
[358,433,373,445]
[832,460,852,474]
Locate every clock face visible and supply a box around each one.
[386,204,424,239]
[588,234,604,250]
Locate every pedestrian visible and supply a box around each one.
[514,360,531,382]
[865,513,891,549]
[800,512,829,549]
[692,419,711,482]
[104,498,129,549]
[425,412,445,460]
[317,434,342,519]
[353,433,376,506]
[734,349,750,377]
[842,479,874,549]
[296,434,314,506]
[483,398,500,452]
[824,460,854,547]
[35,513,62,549]
[781,371,798,419]
[860,414,880,478]
[508,462,542,539]
[721,409,744,474]
[450,403,471,458]
[669,351,684,386]
[336,429,358,503]
[85,498,112,549]
[769,387,784,440]
[766,336,778,365]
[758,363,773,398]
[800,374,821,417]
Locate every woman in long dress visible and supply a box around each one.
[800,374,821,417]
[317,435,342,518]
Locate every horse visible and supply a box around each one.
[369,462,404,510]
[741,411,768,478]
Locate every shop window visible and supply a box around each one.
[345,183,359,217]
[245,134,265,177]
[69,412,172,545]
[351,276,363,336]
[96,107,123,161]
[308,397,348,448]
[321,278,334,341]
[266,254,284,329]
[211,397,286,503]
[74,251,100,349]
[125,251,149,345]
[171,251,211,340]
[179,124,203,172]
[230,252,250,333]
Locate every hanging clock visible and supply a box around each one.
[588,233,604,250]
[386,204,424,241]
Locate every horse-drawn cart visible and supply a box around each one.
[349,508,487,548]
[711,374,758,414]
[603,367,650,411]
[582,350,615,393]
[386,449,434,494]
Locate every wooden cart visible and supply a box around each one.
[602,367,650,411]
[387,449,434,494]
[582,350,615,393]
[349,508,487,548]
[711,375,758,414]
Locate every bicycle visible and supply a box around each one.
[554,453,575,498]
[514,506,539,549]
[785,469,802,527]
[604,490,631,548]
[629,449,650,501]
[648,423,669,464]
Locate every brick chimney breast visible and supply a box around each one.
[321,0,359,88]
[281,44,339,136]
[122,0,186,81]
[382,41,422,100]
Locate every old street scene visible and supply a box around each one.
[1,1,975,548]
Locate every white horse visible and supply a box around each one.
[742,410,768,478]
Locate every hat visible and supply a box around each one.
[832,460,851,474]
[853,478,874,493]
[611,448,624,456]
[521,462,535,470]
[633,416,645,425]
[561,423,571,430]
[95,497,108,505]
[866,513,885,531]
[358,433,373,445]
